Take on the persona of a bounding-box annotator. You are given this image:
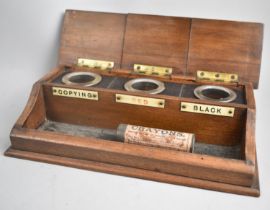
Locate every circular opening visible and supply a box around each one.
[124,78,165,94]
[62,72,102,87]
[194,85,237,103]
[131,81,159,91]
[201,88,229,99]
[68,74,95,83]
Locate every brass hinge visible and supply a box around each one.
[133,64,173,76]
[77,58,114,70]
[196,70,238,83]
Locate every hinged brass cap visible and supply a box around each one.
[196,70,238,83]
[77,58,114,70]
[133,64,173,76]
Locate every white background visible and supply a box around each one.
[0,0,269,209]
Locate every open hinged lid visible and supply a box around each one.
[59,10,263,88]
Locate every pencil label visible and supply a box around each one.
[115,94,165,108]
[124,125,194,152]
[52,87,98,100]
[180,102,234,117]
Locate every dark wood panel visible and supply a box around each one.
[24,87,46,129]
[43,84,246,146]
[59,10,126,67]
[5,148,260,196]
[121,14,191,74]
[187,19,263,88]
[59,10,263,88]
[9,129,254,187]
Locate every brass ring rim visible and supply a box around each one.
[62,72,102,87]
[194,85,237,103]
[124,78,165,94]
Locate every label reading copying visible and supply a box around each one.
[52,87,98,100]
[180,102,235,117]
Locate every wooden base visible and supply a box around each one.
[4,147,260,197]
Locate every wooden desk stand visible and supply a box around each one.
[5,10,263,197]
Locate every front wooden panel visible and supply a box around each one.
[121,14,191,74]
[43,84,246,146]
[10,131,253,187]
[59,10,126,67]
[187,19,263,88]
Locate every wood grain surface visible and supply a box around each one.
[59,10,263,88]
[6,10,262,196]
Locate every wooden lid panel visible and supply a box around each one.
[187,19,263,88]
[58,10,263,88]
[59,10,126,68]
[121,14,191,74]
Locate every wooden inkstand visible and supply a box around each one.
[5,10,264,196]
